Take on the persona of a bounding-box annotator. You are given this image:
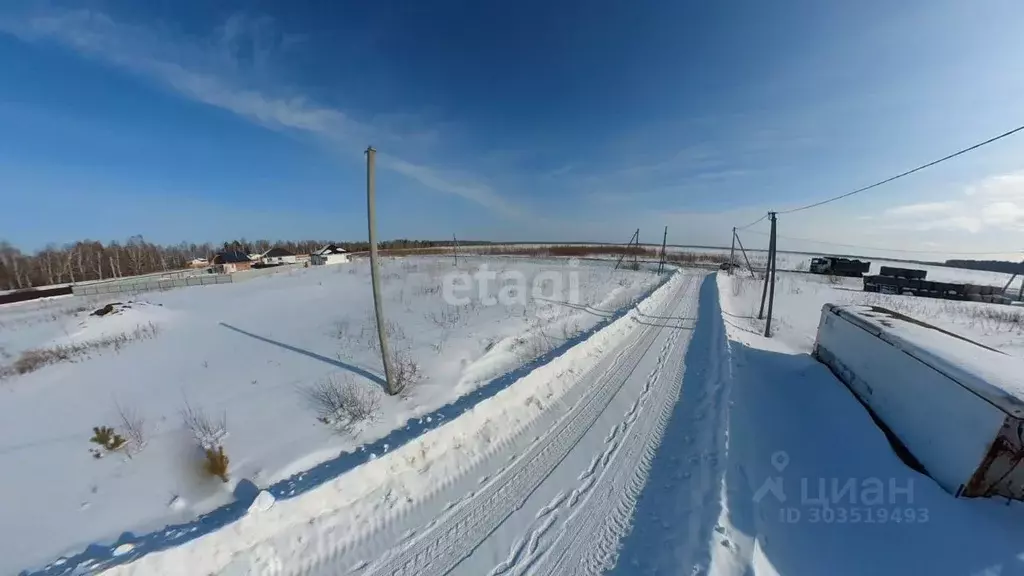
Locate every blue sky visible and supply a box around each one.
[1,0,1024,258]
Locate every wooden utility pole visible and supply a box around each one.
[366,147,396,394]
[658,226,668,274]
[614,229,640,270]
[729,227,737,273]
[453,234,459,267]
[758,212,777,320]
[764,212,778,337]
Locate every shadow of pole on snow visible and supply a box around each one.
[218,322,386,389]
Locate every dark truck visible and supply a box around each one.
[809,257,871,277]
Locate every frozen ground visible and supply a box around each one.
[614,271,1024,576]
[0,257,662,575]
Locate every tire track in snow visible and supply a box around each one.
[607,273,733,576]
[347,276,698,576]
[528,275,699,575]
[284,278,683,576]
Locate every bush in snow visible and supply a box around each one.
[89,425,126,458]
[115,402,147,457]
[180,398,227,450]
[305,374,381,434]
[391,347,421,395]
[204,445,230,483]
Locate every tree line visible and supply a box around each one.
[0,237,487,290]
[944,259,1024,275]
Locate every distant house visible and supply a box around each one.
[212,251,252,274]
[187,257,209,268]
[261,247,297,265]
[311,244,349,265]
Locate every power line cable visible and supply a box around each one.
[735,212,770,230]
[778,123,1024,215]
[742,230,1016,255]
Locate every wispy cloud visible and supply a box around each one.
[379,156,523,217]
[0,8,523,217]
[882,201,960,217]
[878,171,1024,234]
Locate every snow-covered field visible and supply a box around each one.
[699,271,1024,575]
[0,256,662,574]
[724,271,1024,356]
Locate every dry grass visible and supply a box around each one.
[0,322,160,379]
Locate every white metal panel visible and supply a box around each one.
[815,305,1006,494]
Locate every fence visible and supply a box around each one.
[70,264,301,296]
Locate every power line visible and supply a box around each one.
[735,212,770,230]
[742,229,1016,255]
[778,123,1024,215]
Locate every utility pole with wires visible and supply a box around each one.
[634,228,640,270]
[658,226,668,275]
[365,146,396,395]
[614,228,640,271]
[452,234,459,267]
[758,212,777,321]
[729,227,737,273]
[733,231,757,279]
[764,212,779,337]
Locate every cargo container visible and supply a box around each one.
[809,256,871,277]
[879,265,927,280]
[814,304,1024,499]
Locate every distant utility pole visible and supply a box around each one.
[729,227,737,273]
[614,228,640,271]
[658,226,668,275]
[453,234,459,267]
[366,147,396,394]
[634,228,640,270]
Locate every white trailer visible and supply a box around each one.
[814,304,1024,499]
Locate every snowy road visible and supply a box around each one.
[290,272,703,576]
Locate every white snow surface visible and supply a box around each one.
[685,272,1024,576]
[724,271,1024,356]
[0,257,661,575]
[98,269,703,576]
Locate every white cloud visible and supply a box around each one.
[0,8,523,218]
[878,171,1024,234]
[380,156,522,218]
[882,201,960,217]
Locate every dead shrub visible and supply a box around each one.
[391,348,421,394]
[305,374,382,434]
[204,445,230,482]
[116,402,147,456]
[180,399,227,450]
